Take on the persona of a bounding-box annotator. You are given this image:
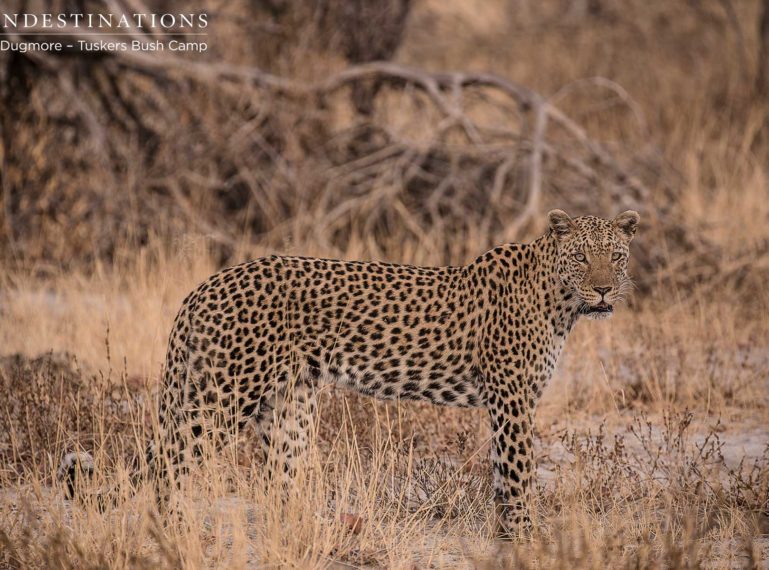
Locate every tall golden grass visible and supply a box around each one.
[1,0,769,567]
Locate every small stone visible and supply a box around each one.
[339,513,364,535]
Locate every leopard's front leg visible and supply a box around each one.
[485,384,535,539]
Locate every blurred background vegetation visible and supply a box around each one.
[1,0,767,303]
[2,3,769,566]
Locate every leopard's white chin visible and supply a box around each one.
[585,310,613,321]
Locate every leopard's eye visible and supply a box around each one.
[573,252,587,263]
[611,252,625,262]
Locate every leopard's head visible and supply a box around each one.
[548,209,640,320]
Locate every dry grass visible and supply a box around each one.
[2,0,769,567]
[1,237,767,567]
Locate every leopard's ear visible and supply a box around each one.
[548,209,576,240]
[613,210,640,240]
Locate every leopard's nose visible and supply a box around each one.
[593,286,612,298]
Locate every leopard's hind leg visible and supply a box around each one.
[251,373,318,486]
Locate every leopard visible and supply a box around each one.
[61,209,639,537]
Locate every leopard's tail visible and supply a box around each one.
[58,451,96,501]
[59,290,199,508]
[57,448,155,511]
